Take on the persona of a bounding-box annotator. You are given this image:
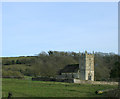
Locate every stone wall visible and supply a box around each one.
[74,79,118,85]
[79,54,85,80]
[60,73,79,79]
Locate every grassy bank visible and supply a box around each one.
[2,78,118,97]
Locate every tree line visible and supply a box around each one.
[2,51,120,81]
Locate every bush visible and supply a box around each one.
[2,70,24,78]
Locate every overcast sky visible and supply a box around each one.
[2,2,118,57]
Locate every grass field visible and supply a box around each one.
[2,78,118,97]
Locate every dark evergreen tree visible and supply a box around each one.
[110,61,120,81]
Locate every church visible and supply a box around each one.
[58,51,94,81]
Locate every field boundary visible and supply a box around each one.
[74,79,118,85]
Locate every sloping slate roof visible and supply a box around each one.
[59,64,79,73]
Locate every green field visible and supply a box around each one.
[2,78,118,97]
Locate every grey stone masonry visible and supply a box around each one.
[79,51,94,81]
[74,79,118,85]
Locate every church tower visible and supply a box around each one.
[79,51,94,81]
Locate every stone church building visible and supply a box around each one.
[58,51,94,81]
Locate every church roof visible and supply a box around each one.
[59,64,79,73]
